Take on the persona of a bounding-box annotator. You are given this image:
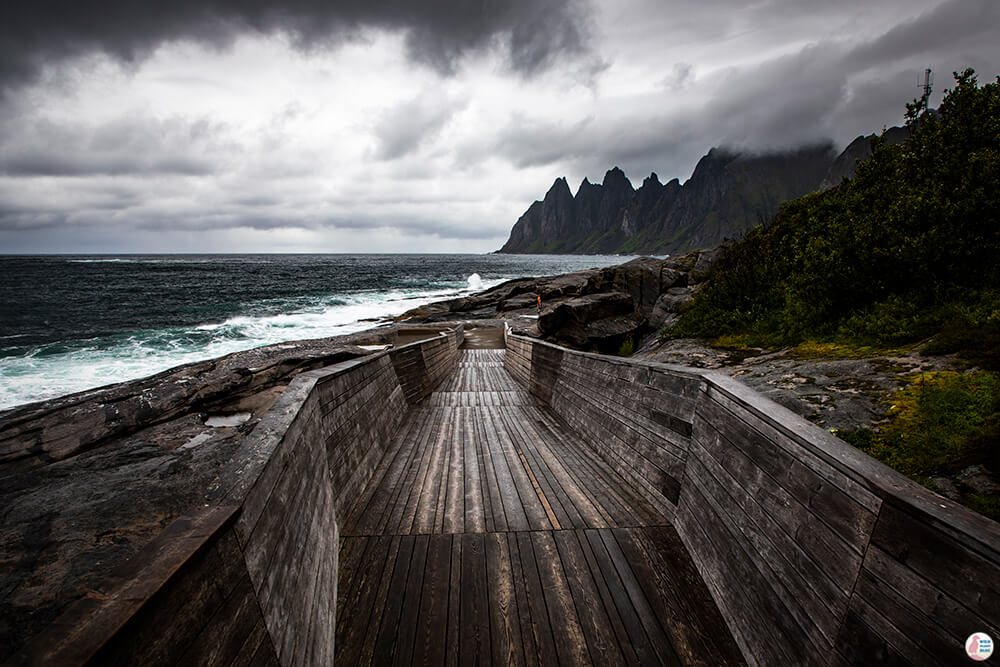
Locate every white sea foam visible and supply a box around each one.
[467,273,483,290]
[67,258,139,263]
[0,279,506,411]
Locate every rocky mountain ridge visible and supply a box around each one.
[499,130,907,256]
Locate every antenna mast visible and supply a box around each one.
[919,68,933,103]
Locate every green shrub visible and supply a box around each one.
[862,371,1000,477]
[617,337,635,357]
[664,69,1000,349]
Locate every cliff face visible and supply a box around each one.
[500,167,637,254]
[499,137,894,255]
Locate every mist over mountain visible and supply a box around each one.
[498,131,905,255]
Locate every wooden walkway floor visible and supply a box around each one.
[336,345,744,666]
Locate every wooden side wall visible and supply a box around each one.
[389,329,462,404]
[503,333,701,519]
[505,334,1000,666]
[234,370,345,666]
[10,332,463,667]
[6,507,279,667]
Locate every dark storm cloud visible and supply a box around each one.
[846,0,1000,69]
[489,0,1000,187]
[0,115,226,177]
[492,115,595,168]
[0,0,595,94]
[372,94,465,160]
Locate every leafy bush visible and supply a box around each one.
[617,337,635,357]
[875,372,1000,476]
[666,69,1000,349]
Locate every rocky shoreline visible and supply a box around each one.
[0,251,989,657]
[0,328,402,656]
[397,247,963,435]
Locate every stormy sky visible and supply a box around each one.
[1,0,998,253]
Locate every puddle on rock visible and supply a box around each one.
[204,412,252,428]
[180,432,214,450]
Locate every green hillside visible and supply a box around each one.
[664,69,1000,518]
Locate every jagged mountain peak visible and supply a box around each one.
[499,132,892,256]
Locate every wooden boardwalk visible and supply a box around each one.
[336,344,744,665]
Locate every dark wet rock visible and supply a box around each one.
[499,293,540,312]
[956,465,1000,495]
[584,314,647,353]
[651,286,696,328]
[690,240,731,280]
[638,338,961,432]
[538,292,638,349]
[931,476,962,501]
[0,328,402,659]
[400,247,722,353]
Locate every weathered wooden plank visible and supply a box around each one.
[530,531,589,666]
[335,536,393,665]
[457,408,486,534]
[393,534,430,665]
[347,408,430,535]
[580,529,660,666]
[871,501,1000,625]
[853,566,963,662]
[514,531,560,667]
[552,530,625,664]
[485,532,526,667]
[382,408,440,535]
[460,533,491,666]
[498,406,578,530]
[595,529,682,667]
[411,408,454,534]
[836,597,923,666]
[485,406,550,531]
[700,389,880,529]
[692,412,866,594]
[412,535,454,666]
[372,536,415,665]
[684,446,844,645]
[442,407,466,534]
[91,529,242,666]
[624,526,746,667]
[231,618,275,666]
[480,407,529,531]
[862,544,1000,642]
[446,534,462,667]
[674,478,802,666]
[178,571,266,666]
[505,530,540,667]
[524,407,644,527]
[473,402,508,533]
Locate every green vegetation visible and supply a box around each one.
[617,336,635,357]
[839,371,1000,520]
[663,69,1000,518]
[666,69,1000,353]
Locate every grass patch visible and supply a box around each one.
[838,371,1000,520]
[878,371,1000,476]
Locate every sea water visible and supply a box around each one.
[0,254,634,410]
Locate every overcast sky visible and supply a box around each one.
[1,0,997,253]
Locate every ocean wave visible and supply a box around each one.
[67,258,139,264]
[0,278,504,410]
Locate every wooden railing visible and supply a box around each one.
[505,331,1000,666]
[6,329,464,667]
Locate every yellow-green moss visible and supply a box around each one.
[789,341,912,360]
